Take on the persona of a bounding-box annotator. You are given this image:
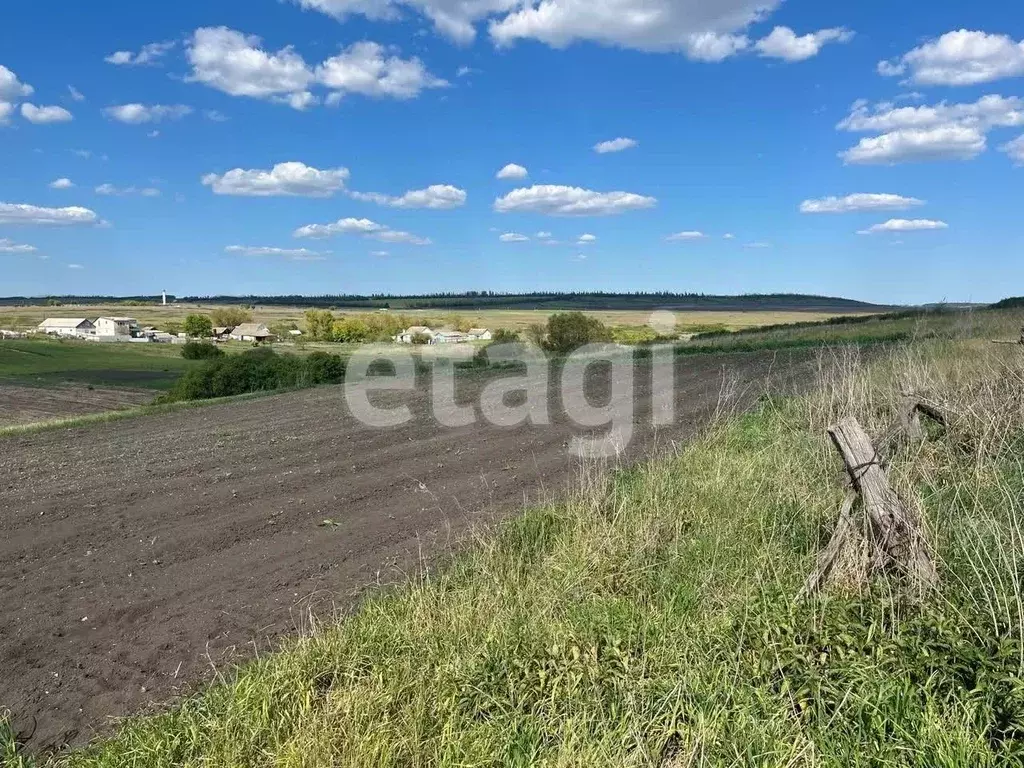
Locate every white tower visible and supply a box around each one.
[162,291,167,306]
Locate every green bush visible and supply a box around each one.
[160,348,345,403]
[544,311,612,354]
[183,314,214,338]
[181,341,224,360]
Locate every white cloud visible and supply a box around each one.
[1003,135,1024,165]
[205,110,229,122]
[594,137,638,154]
[201,162,350,197]
[187,27,316,107]
[496,163,528,180]
[494,184,656,216]
[0,202,100,226]
[225,245,328,260]
[105,41,176,67]
[186,27,444,109]
[0,65,33,101]
[0,101,12,124]
[754,26,853,62]
[96,184,161,197]
[666,231,707,241]
[104,103,193,124]
[0,238,37,254]
[577,233,597,244]
[68,86,85,102]
[840,124,986,164]
[723,233,735,239]
[293,216,430,245]
[371,250,390,257]
[49,178,74,189]
[290,0,784,60]
[350,184,466,209]
[800,193,925,214]
[857,219,949,235]
[837,95,1024,134]
[499,232,530,242]
[67,263,84,269]
[21,103,73,124]
[536,231,552,239]
[879,30,1024,86]
[317,41,448,102]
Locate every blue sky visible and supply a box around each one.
[1,0,1022,304]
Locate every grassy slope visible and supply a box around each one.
[6,311,1024,767]
[0,339,199,390]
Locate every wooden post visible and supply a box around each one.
[828,417,938,589]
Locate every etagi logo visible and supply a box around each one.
[344,313,681,459]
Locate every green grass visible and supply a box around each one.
[8,317,1024,766]
[0,338,201,390]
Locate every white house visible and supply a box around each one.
[37,318,95,337]
[95,317,139,337]
[467,328,493,341]
[230,323,273,342]
[432,330,471,344]
[397,326,436,344]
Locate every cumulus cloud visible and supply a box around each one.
[666,231,707,241]
[67,263,84,269]
[317,41,448,102]
[0,238,37,254]
[186,27,445,109]
[290,0,785,60]
[800,193,925,214]
[293,216,430,245]
[225,245,328,260]
[499,232,530,242]
[201,162,350,197]
[0,101,13,124]
[105,41,176,67]
[187,27,316,106]
[49,178,74,189]
[1003,135,1024,165]
[21,103,73,124]
[104,103,193,124]
[0,64,33,103]
[857,219,949,235]
[594,137,638,154]
[496,163,528,180]
[754,26,853,62]
[840,124,986,164]
[577,233,597,245]
[96,184,161,197]
[0,202,100,226]
[837,95,1024,134]
[350,184,466,209]
[494,184,656,216]
[879,30,1024,86]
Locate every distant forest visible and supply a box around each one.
[0,291,894,311]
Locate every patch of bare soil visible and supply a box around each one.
[0,351,813,753]
[0,384,155,429]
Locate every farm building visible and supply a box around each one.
[37,318,96,337]
[95,317,140,337]
[468,328,493,341]
[230,323,273,342]
[211,326,234,340]
[397,326,436,344]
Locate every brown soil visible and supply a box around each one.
[0,351,812,753]
[0,384,155,429]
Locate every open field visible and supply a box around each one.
[0,349,814,754]
[0,385,155,430]
[0,303,881,334]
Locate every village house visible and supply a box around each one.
[396,326,492,345]
[397,326,435,344]
[95,317,140,338]
[36,318,96,337]
[230,323,274,342]
[467,328,493,341]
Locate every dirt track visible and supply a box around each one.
[0,351,812,752]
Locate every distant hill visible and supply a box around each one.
[991,296,1024,310]
[0,292,894,312]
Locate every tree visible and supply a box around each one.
[492,328,520,344]
[211,307,253,328]
[544,312,612,354]
[183,314,214,338]
[410,332,432,345]
[304,309,336,341]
